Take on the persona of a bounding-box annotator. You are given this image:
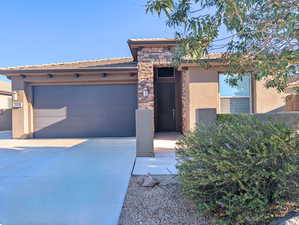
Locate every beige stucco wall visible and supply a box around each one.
[186,67,286,131]
[0,95,12,109]
[254,78,286,113]
[11,77,30,138]
[187,67,219,130]
[0,81,12,109]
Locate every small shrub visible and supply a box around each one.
[176,115,299,225]
[217,113,243,123]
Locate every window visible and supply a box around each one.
[219,74,252,113]
[157,67,174,78]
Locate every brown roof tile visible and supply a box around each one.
[0,57,136,72]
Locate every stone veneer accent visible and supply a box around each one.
[181,69,189,133]
[137,62,154,110]
[137,47,173,110]
[137,47,189,133]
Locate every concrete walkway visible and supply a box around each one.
[133,132,180,175]
[0,137,136,225]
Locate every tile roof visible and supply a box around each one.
[182,53,224,61]
[128,38,177,42]
[0,57,136,72]
[0,38,225,73]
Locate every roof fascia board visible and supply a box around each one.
[0,91,12,96]
[0,67,138,75]
[128,39,178,61]
[127,39,178,46]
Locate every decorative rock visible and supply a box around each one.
[142,174,160,187]
[269,212,299,225]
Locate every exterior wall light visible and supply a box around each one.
[143,87,149,97]
[12,91,18,101]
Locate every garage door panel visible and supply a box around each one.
[33,84,137,138]
[34,115,135,131]
[34,103,136,118]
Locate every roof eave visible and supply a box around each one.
[0,67,138,75]
[127,39,178,61]
[0,91,12,96]
[179,58,227,67]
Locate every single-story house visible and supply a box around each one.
[0,38,286,139]
[0,81,12,131]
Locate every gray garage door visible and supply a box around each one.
[33,84,137,138]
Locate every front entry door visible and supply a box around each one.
[156,82,176,131]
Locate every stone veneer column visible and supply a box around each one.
[137,47,173,110]
[137,62,154,110]
[181,68,190,133]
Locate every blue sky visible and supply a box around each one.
[0,1,229,83]
[0,0,175,82]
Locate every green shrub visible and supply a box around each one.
[217,114,244,123]
[176,115,299,225]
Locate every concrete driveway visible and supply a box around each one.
[0,135,136,225]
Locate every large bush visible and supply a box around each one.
[176,115,299,225]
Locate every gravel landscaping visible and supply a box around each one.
[118,175,216,225]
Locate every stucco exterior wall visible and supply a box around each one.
[0,95,12,109]
[187,67,220,130]
[254,79,286,113]
[186,67,286,131]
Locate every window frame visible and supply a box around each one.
[218,73,253,114]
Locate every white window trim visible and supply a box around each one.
[218,74,253,114]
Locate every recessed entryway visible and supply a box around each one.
[154,67,182,133]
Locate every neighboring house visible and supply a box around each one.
[0,38,286,139]
[288,75,299,90]
[0,81,12,109]
[0,81,12,131]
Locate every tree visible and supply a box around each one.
[146,0,299,92]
